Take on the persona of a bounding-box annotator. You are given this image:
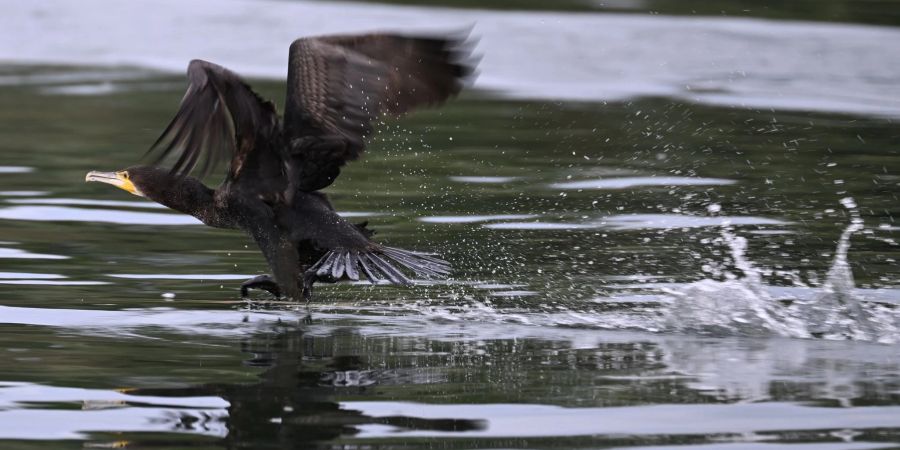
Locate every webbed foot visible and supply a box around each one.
[241,274,281,298]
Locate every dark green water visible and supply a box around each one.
[0,65,898,449]
[1,0,900,447]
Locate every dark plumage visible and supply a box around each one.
[86,32,473,300]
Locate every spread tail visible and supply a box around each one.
[308,246,451,286]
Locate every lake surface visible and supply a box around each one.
[0,0,899,448]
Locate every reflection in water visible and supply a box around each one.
[0,382,228,440]
[123,327,486,449]
[4,323,894,448]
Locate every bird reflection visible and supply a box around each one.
[127,324,485,448]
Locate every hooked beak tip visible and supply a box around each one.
[85,171,112,183]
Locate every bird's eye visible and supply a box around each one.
[123,172,129,180]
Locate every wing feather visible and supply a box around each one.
[146,60,277,180]
[284,32,475,191]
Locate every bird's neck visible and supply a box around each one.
[151,177,234,229]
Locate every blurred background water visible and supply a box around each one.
[0,0,898,448]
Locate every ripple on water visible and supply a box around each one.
[488,290,540,298]
[0,191,46,197]
[449,176,521,184]
[7,198,166,209]
[420,214,539,224]
[484,222,596,230]
[38,81,180,96]
[0,201,383,225]
[602,214,788,230]
[0,272,65,279]
[0,270,108,285]
[550,176,736,190]
[0,280,109,286]
[473,283,528,290]
[0,166,33,174]
[0,305,296,337]
[0,246,68,260]
[484,214,788,231]
[108,273,251,280]
[0,68,155,86]
[0,272,110,286]
[0,205,201,225]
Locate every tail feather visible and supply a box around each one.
[315,251,340,278]
[357,254,382,284]
[331,251,346,279]
[381,247,450,278]
[344,251,359,281]
[309,246,451,286]
[368,253,412,286]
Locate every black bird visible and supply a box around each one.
[86,32,473,301]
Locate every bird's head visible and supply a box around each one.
[85,166,175,199]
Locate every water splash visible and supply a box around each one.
[660,228,810,339]
[659,199,899,343]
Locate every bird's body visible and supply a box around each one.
[86,32,472,300]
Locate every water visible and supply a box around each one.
[1,0,900,448]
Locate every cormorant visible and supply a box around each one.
[85,32,474,301]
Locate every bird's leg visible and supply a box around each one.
[301,271,317,303]
[240,274,281,298]
[240,203,303,301]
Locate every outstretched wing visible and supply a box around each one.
[146,60,278,180]
[284,32,475,191]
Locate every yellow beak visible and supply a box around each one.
[85,171,143,197]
